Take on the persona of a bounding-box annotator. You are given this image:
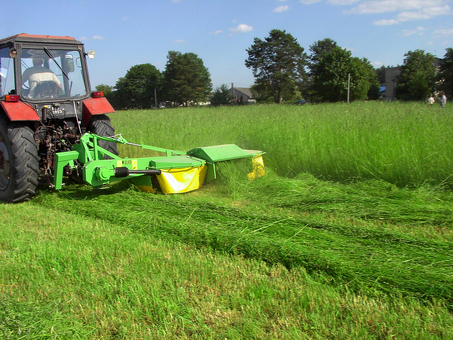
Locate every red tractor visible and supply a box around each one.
[0,34,118,202]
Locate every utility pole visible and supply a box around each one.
[347,74,350,103]
[231,83,236,104]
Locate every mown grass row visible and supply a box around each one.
[31,173,453,307]
[2,201,452,339]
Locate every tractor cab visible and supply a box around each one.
[0,34,92,103]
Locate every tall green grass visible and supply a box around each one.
[112,102,453,187]
[2,102,453,338]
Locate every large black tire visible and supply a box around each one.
[86,114,119,158]
[0,118,40,203]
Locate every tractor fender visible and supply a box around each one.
[82,97,115,126]
[0,101,40,121]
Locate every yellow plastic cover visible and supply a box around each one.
[157,165,208,194]
[247,155,266,181]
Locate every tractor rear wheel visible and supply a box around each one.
[0,118,40,203]
[86,114,119,158]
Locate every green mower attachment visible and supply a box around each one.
[54,133,265,194]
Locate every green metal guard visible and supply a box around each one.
[53,132,265,193]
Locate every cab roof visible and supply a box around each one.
[0,33,81,46]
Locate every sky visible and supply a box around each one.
[3,0,452,89]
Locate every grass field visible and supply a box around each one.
[1,102,453,339]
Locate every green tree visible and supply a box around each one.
[245,29,307,104]
[305,38,338,98]
[374,65,386,85]
[437,48,453,99]
[162,51,212,106]
[310,47,377,102]
[95,84,114,95]
[363,59,381,100]
[309,38,338,66]
[395,50,436,101]
[250,82,272,103]
[114,64,161,109]
[210,84,233,106]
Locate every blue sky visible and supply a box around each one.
[4,0,452,89]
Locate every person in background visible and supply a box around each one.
[439,92,447,108]
[427,93,435,106]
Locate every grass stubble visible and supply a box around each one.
[1,102,453,339]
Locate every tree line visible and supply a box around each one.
[97,29,453,109]
[97,51,212,110]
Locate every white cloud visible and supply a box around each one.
[373,18,399,25]
[347,0,451,25]
[78,35,105,41]
[300,0,452,26]
[328,0,360,5]
[347,0,450,15]
[400,29,418,36]
[396,5,451,22]
[398,26,427,36]
[210,30,223,35]
[229,24,253,35]
[397,11,431,21]
[427,4,452,15]
[172,39,186,44]
[300,0,322,4]
[274,5,289,12]
[434,28,453,35]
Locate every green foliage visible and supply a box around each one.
[305,38,338,98]
[308,38,338,67]
[210,84,232,106]
[245,29,307,104]
[162,51,212,106]
[310,47,378,102]
[375,65,386,84]
[95,83,113,95]
[395,49,437,101]
[250,82,275,103]
[114,63,161,109]
[437,47,453,99]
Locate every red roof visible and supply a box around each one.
[13,33,76,40]
[0,33,78,45]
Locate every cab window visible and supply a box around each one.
[20,48,87,99]
[0,47,15,97]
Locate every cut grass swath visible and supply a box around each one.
[32,178,453,306]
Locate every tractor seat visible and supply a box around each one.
[32,81,59,99]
